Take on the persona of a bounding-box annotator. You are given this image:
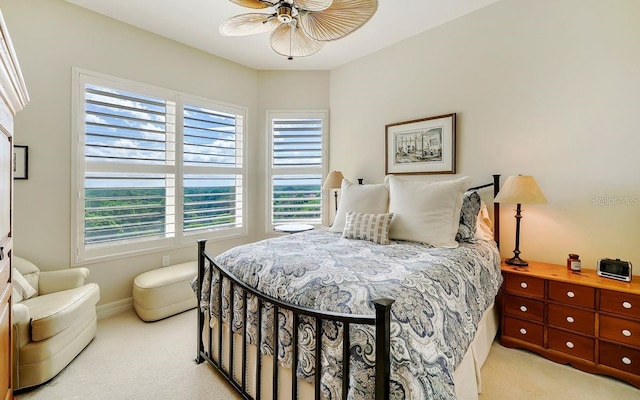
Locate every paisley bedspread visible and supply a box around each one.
[196,229,502,399]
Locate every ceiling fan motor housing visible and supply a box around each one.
[277,4,294,24]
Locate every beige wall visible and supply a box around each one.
[329,0,640,269]
[2,0,330,307]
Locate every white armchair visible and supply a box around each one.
[12,256,100,390]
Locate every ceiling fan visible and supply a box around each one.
[220,0,378,60]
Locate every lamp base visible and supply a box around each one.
[505,256,529,267]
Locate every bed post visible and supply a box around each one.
[196,239,206,364]
[493,174,501,248]
[373,298,394,400]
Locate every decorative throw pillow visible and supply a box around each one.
[331,179,389,233]
[456,191,482,242]
[343,211,394,245]
[388,175,471,247]
[12,267,37,301]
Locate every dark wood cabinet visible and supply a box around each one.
[501,261,640,389]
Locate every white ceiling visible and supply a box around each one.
[65,0,501,71]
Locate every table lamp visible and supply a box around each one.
[494,175,547,266]
[322,170,344,213]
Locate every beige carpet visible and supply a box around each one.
[15,309,639,399]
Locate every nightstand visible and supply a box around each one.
[501,260,640,388]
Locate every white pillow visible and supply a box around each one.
[388,175,471,247]
[330,180,389,233]
[13,267,37,301]
[343,211,394,245]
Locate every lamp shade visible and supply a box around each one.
[494,175,547,204]
[322,171,344,190]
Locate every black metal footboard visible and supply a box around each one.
[195,239,394,400]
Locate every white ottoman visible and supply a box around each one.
[133,261,198,322]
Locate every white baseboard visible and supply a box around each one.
[97,297,133,320]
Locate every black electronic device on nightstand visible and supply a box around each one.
[597,258,632,282]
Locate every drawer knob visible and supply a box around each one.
[519,328,527,335]
[566,316,575,323]
[566,341,575,349]
[623,301,632,309]
[566,291,575,298]
[520,305,528,313]
[520,282,528,289]
[622,329,632,337]
[622,357,632,365]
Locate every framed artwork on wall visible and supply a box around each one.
[14,145,28,179]
[385,113,456,175]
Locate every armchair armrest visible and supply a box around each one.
[12,303,31,348]
[38,268,90,295]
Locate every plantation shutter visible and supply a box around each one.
[83,84,176,246]
[270,116,325,225]
[183,104,244,231]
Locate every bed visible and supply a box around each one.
[194,175,503,400]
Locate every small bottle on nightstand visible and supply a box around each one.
[567,253,581,272]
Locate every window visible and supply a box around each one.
[267,111,328,229]
[72,69,246,264]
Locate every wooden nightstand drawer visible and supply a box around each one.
[548,303,595,335]
[548,281,595,309]
[600,290,640,320]
[548,328,595,361]
[504,274,544,299]
[600,315,640,347]
[503,316,544,346]
[504,294,544,322]
[600,342,640,376]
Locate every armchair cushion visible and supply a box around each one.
[21,283,100,341]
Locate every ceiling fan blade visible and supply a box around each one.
[270,23,323,58]
[220,13,280,36]
[229,0,271,9]
[294,0,333,12]
[299,0,378,41]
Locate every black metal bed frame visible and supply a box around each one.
[195,175,501,400]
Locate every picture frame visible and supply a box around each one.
[385,113,456,175]
[14,145,28,179]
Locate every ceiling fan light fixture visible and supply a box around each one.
[222,0,378,59]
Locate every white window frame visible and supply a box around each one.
[71,68,247,265]
[266,110,329,232]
